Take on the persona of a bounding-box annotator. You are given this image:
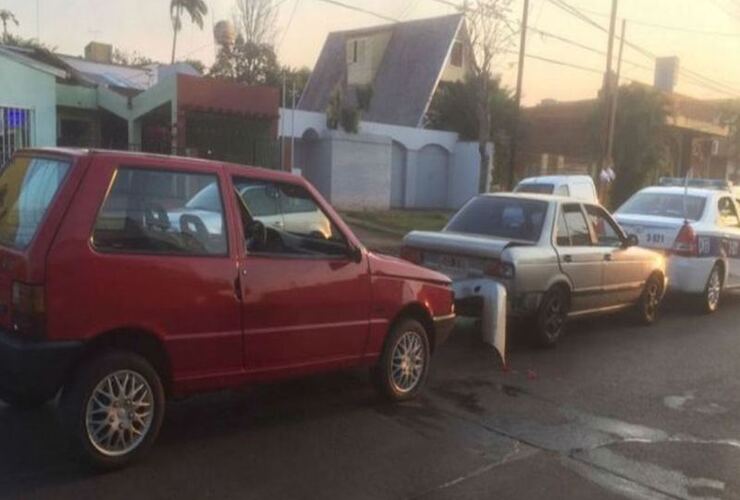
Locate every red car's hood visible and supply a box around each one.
[367,251,451,285]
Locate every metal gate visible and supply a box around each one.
[0,106,34,166]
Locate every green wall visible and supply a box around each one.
[0,55,57,146]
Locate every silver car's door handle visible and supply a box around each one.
[604,253,612,261]
[563,255,573,263]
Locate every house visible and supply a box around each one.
[282,14,485,210]
[0,45,66,162]
[298,13,472,128]
[517,88,736,181]
[0,42,280,167]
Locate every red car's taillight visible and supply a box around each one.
[400,247,423,264]
[672,222,698,257]
[12,282,46,337]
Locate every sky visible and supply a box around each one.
[3,0,740,105]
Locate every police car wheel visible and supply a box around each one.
[701,264,723,314]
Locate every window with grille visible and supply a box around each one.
[0,107,34,166]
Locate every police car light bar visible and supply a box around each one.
[658,177,734,191]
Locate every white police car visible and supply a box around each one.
[614,178,740,313]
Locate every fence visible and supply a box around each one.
[0,106,34,165]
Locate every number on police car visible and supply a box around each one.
[647,233,664,244]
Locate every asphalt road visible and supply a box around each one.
[2,293,740,500]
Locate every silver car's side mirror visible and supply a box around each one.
[624,234,639,248]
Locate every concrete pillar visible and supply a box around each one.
[127,119,142,151]
[404,149,419,208]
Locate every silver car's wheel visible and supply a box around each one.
[85,370,154,457]
[534,287,568,348]
[390,331,425,394]
[703,265,722,314]
[637,275,663,325]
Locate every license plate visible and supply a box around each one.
[644,232,666,245]
[424,253,484,279]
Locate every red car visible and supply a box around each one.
[0,149,454,469]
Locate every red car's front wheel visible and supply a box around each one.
[373,318,430,402]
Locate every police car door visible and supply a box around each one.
[717,196,740,287]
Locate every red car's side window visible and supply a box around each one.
[92,166,229,256]
[233,176,348,258]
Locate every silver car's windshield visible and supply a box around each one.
[617,192,706,221]
[445,196,548,242]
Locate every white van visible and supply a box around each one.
[514,175,598,202]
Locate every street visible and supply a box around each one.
[2,294,740,500]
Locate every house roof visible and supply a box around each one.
[58,54,155,91]
[298,14,464,128]
[0,46,68,78]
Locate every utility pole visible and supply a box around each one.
[507,0,530,190]
[605,19,626,168]
[280,72,286,170]
[599,0,619,170]
[290,78,296,172]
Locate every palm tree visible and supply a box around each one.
[170,0,208,64]
[0,9,19,43]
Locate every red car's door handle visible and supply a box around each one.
[604,253,612,261]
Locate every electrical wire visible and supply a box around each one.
[547,0,740,97]
[278,0,301,50]
[311,0,398,22]
[569,3,740,37]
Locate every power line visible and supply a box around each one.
[570,3,740,37]
[429,0,465,10]
[547,0,740,97]
[504,49,603,74]
[312,0,398,22]
[527,26,653,72]
[278,0,301,50]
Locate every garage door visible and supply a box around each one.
[416,144,449,208]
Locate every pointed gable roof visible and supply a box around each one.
[298,14,464,128]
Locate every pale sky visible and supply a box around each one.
[4,0,740,105]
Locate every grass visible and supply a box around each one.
[341,209,452,236]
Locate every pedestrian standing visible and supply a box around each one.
[599,159,616,207]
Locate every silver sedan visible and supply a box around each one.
[402,193,667,347]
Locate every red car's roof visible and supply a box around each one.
[20,147,300,184]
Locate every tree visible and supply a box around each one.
[112,49,155,66]
[427,76,517,186]
[234,0,278,46]
[0,9,19,43]
[183,58,206,74]
[600,84,669,208]
[170,0,208,64]
[720,101,740,178]
[462,0,517,192]
[209,35,281,85]
[2,33,54,51]
[283,66,311,108]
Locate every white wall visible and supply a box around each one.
[279,108,491,210]
[0,55,57,147]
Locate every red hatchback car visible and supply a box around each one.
[0,149,454,468]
